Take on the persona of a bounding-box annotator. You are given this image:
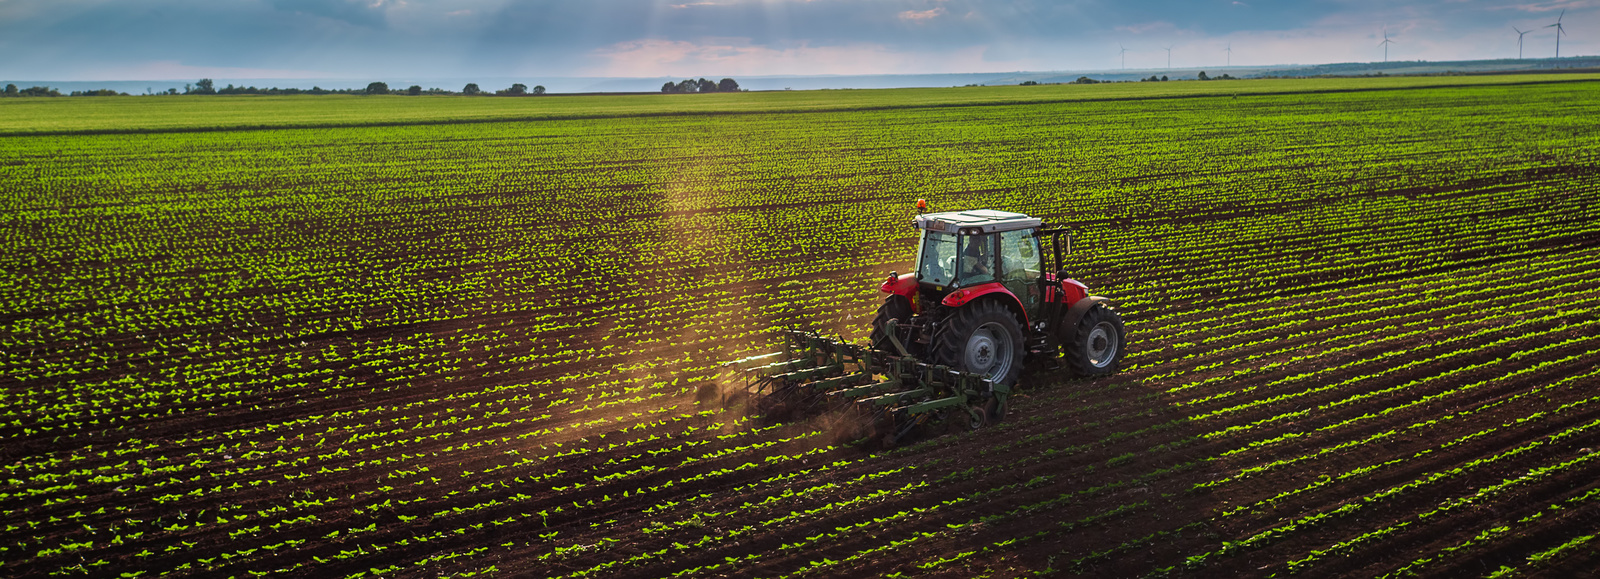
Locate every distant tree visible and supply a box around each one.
[1161,75,1169,81]
[1072,76,1099,84]
[366,82,390,94]
[661,82,677,93]
[532,85,545,95]
[1019,80,1039,86]
[676,79,698,93]
[192,78,216,95]
[463,83,481,95]
[20,86,62,96]
[408,85,422,95]
[3,84,16,96]
[718,78,739,92]
[498,83,527,95]
[696,78,717,93]
[1197,71,1210,80]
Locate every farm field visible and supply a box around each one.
[3,75,1600,578]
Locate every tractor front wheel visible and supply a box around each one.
[1065,305,1126,376]
[931,299,1025,387]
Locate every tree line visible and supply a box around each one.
[662,78,741,93]
[1,79,558,97]
[5,78,749,97]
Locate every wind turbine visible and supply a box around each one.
[1119,44,1129,69]
[1379,28,1395,62]
[1547,10,1567,58]
[1514,26,1531,59]
[1164,45,1174,69]
[1224,42,1232,66]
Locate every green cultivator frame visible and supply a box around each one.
[728,327,1011,445]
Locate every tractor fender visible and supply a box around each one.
[942,282,1030,327]
[1058,278,1089,305]
[880,272,918,298]
[1058,296,1112,337]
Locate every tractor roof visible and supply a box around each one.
[914,209,1042,234]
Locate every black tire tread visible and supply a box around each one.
[1064,305,1127,376]
[929,299,1026,387]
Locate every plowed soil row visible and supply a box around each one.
[6,79,1600,579]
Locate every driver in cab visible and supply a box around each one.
[959,237,996,284]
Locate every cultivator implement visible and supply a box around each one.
[726,327,1010,445]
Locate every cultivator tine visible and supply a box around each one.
[887,412,927,445]
[883,319,913,357]
[903,396,966,415]
[726,326,1007,442]
[857,387,933,408]
[801,372,872,394]
[834,376,902,400]
[745,357,814,377]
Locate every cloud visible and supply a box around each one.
[1115,21,1175,34]
[1,0,1594,81]
[268,0,390,28]
[76,60,340,81]
[899,7,946,21]
[591,37,1002,76]
[1495,0,1598,13]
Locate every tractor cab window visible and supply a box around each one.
[916,232,959,286]
[916,231,997,288]
[956,233,998,287]
[999,229,1042,283]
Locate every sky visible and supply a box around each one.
[1,0,1594,82]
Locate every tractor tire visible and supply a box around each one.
[930,299,1025,387]
[869,295,915,353]
[1065,305,1126,376]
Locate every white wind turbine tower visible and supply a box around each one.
[1547,10,1568,58]
[1379,28,1395,62]
[1119,44,1129,69]
[1224,42,1232,66]
[1164,45,1174,69]
[1514,26,1531,59]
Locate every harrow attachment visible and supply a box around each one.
[725,327,1010,445]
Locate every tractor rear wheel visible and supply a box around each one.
[1065,305,1126,376]
[931,299,1025,387]
[869,295,915,353]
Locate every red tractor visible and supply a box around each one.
[733,207,1125,440]
[871,208,1125,386]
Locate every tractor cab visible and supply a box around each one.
[911,209,1048,322]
